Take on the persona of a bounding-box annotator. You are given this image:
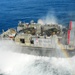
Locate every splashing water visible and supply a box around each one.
[42,11,58,24]
[0,39,75,75]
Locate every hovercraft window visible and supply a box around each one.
[30,40,34,44]
[20,39,25,43]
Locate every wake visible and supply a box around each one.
[0,40,75,75]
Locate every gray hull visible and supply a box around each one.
[17,46,75,58]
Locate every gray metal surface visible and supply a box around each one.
[16,46,75,58]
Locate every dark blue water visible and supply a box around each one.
[0,0,75,32]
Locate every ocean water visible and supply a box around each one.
[0,0,75,32]
[0,0,75,75]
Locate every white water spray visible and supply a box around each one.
[42,11,58,24]
[0,39,75,75]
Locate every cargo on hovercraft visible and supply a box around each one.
[1,20,75,57]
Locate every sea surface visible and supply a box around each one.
[0,0,75,32]
[0,0,75,75]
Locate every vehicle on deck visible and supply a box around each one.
[0,20,75,57]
